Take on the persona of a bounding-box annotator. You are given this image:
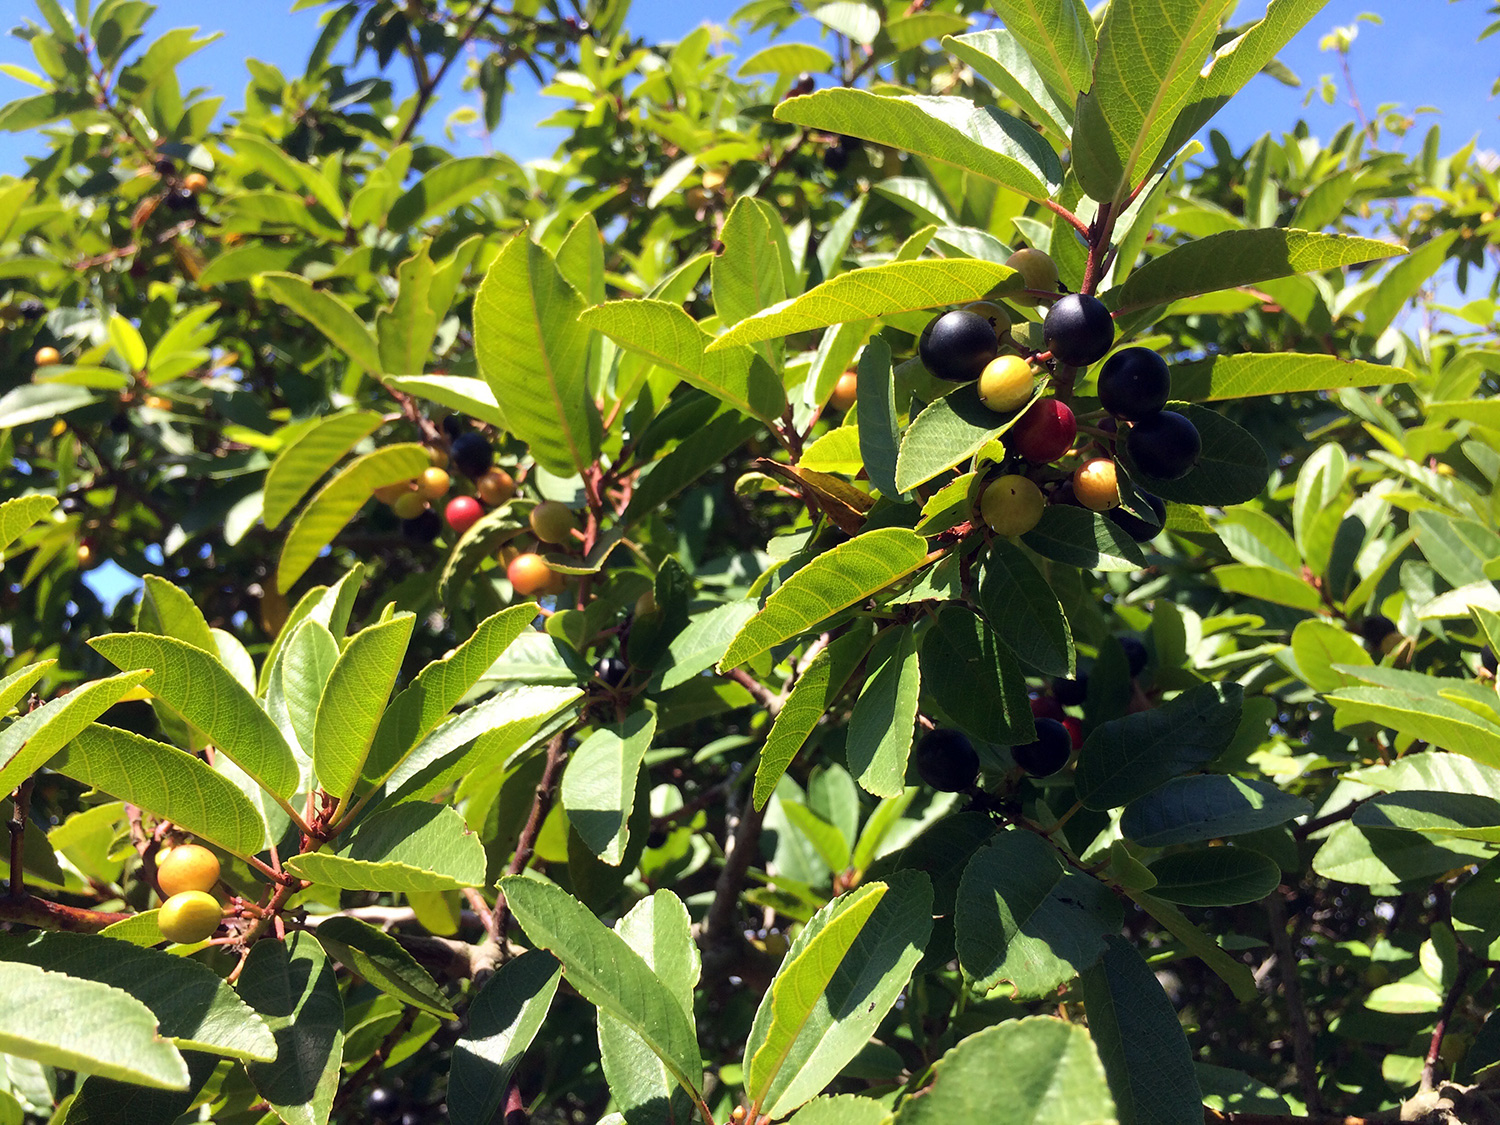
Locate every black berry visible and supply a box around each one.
[1118,635,1149,677]
[1106,492,1167,542]
[450,432,494,478]
[1097,347,1170,421]
[914,728,979,792]
[441,413,466,439]
[1356,616,1397,646]
[918,310,999,383]
[164,189,197,213]
[1042,293,1114,368]
[17,300,44,320]
[401,508,442,542]
[1052,673,1088,707]
[1126,411,1201,480]
[1483,645,1498,675]
[645,827,668,848]
[594,656,628,687]
[1011,718,1071,777]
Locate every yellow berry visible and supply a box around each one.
[418,466,451,500]
[157,890,221,943]
[156,843,220,897]
[1073,458,1120,511]
[977,355,1036,413]
[34,346,60,366]
[828,370,858,412]
[392,492,428,520]
[979,474,1045,537]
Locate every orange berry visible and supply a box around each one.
[476,468,515,506]
[34,346,60,367]
[181,172,209,194]
[507,552,556,596]
[1073,458,1121,511]
[418,466,451,500]
[828,371,858,411]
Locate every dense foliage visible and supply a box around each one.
[1,0,1498,1122]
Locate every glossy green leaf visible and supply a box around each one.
[0,670,152,798]
[920,605,1034,745]
[1289,619,1370,691]
[53,725,269,857]
[1169,352,1407,403]
[1413,510,1500,588]
[774,90,1061,205]
[0,494,56,556]
[1145,846,1280,906]
[448,951,561,1125]
[239,932,344,1125]
[498,875,704,1102]
[944,29,1073,141]
[313,611,416,801]
[0,932,276,1062]
[387,155,520,230]
[1072,0,1236,205]
[847,627,922,798]
[744,882,887,1114]
[1021,505,1147,572]
[854,337,900,497]
[890,1017,1116,1125]
[259,272,382,376]
[311,916,455,1017]
[262,412,384,529]
[895,383,1031,492]
[1118,404,1269,506]
[1354,791,1500,843]
[65,1051,220,1125]
[1214,563,1322,612]
[1081,935,1203,1125]
[562,708,656,865]
[719,528,931,671]
[91,634,300,799]
[580,299,787,424]
[1120,775,1312,847]
[0,961,189,1090]
[1311,820,1490,887]
[474,233,602,476]
[286,804,487,892]
[277,443,432,590]
[1110,229,1403,314]
[1076,682,1244,810]
[710,256,1019,353]
[956,830,1121,998]
[983,0,1095,103]
[977,538,1074,676]
[383,374,508,429]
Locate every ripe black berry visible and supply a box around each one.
[1042,293,1114,368]
[1106,492,1167,542]
[645,827,668,848]
[164,189,197,213]
[450,432,494,478]
[1356,616,1397,646]
[1097,347,1170,421]
[17,300,44,320]
[1011,718,1071,776]
[914,728,979,792]
[594,656,627,687]
[1126,411,1201,480]
[1051,673,1088,707]
[1118,636,1149,677]
[1483,645,1498,675]
[401,508,442,542]
[918,310,999,383]
[441,413,466,439]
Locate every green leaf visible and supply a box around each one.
[0,670,153,799]
[1325,682,1500,769]
[90,634,300,800]
[598,892,701,1125]
[890,1017,1117,1125]
[561,708,656,865]
[384,374,508,430]
[0,661,54,719]
[983,1,1095,104]
[714,197,793,339]
[944,29,1073,142]
[474,233,602,476]
[1110,230,1404,314]
[627,412,765,519]
[580,299,787,425]
[1289,619,1370,691]
[738,42,836,75]
[313,612,416,801]
[1118,404,1269,506]
[138,575,216,653]
[387,155,520,230]
[259,273,383,376]
[239,932,344,1125]
[655,602,761,691]
[262,412,385,529]
[847,628,922,798]
[53,725,269,857]
[1145,846,1280,906]
[364,604,538,789]
[0,494,56,556]
[311,916,454,1017]
[0,932,275,1062]
[65,1051,220,1125]
[744,883,888,1113]
[710,257,1018,353]
[720,529,931,671]
[1354,791,1500,844]
[956,830,1122,998]
[1120,775,1312,847]
[1169,353,1408,403]
[1081,935,1203,1125]
[1072,0,1237,205]
[1076,682,1244,810]
[0,961,189,1090]
[754,628,877,811]
[920,606,1035,746]
[286,804,487,892]
[447,951,561,1125]
[277,443,433,591]
[775,90,1061,205]
[895,383,1031,492]
[1311,820,1490,887]
[1356,232,1457,340]
[855,337,900,498]
[1021,505,1147,573]
[498,875,704,1103]
[977,539,1075,676]
[1413,511,1500,589]
[790,1096,890,1125]
[1128,889,1257,1000]
[0,383,102,428]
[1214,563,1322,612]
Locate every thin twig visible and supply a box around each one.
[492,728,572,949]
[1421,954,1477,1090]
[1267,889,1322,1113]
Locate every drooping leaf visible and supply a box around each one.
[976,538,1075,676]
[383,374,508,429]
[855,337,901,498]
[920,606,1035,746]
[259,272,382,376]
[447,952,561,1125]
[0,494,56,556]
[310,916,454,1017]
[239,932,344,1125]
[847,628,922,798]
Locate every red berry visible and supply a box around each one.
[1062,717,1083,750]
[1030,694,1066,722]
[445,495,484,536]
[1010,398,1077,462]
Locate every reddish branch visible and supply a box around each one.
[492,727,572,950]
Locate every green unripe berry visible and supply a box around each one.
[1005,248,1059,307]
[980,474,1045,537]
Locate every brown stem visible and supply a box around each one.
[492,728,571,949]
[726,668,782,714]
[701,798,767,997]
[397,0,500,144]
[1267,889,1322,1112]
[1043,198,1090,239]
[333,1007,418,1111]
[8,778,35,901]
[1421,955,1477,1090]
[0,893,131,932]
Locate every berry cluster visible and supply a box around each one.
[1098,348,1201,481]
[154,842,224,944]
